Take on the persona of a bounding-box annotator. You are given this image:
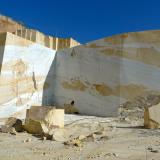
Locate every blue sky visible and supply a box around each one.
[0,0,160,43]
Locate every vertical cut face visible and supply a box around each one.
[0,32,56,118]
[1,30,160,118]
[0,16,24,33]
[48,30,160,116]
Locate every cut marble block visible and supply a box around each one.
[24,106,64,134]
[144,103,160,129]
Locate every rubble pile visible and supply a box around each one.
[119,93,160,122]
[0,117,23,135]
[0,106,110,147]
[64,131,108,147]
[0,106,64,137]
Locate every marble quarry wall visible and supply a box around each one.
[43,30,160,117]
[0,32,56,118]
[12,29,80,51]
[1,30,160,118]
[0,15,80,51]
[0,15,24,33]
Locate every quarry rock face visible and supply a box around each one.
[0,15,24,33]
[0,15,80,51]
[144,103,160,129]
[0,32,56,118]
[24,106,64,134]
[48,30,160,116]
[0,25,160,117]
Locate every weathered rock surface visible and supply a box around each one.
[24,106,64,134]
[144,103,160,129]
[119,94,160,122]
[0,15,24,33]
[1,29,160,117]
[63,121,109,147]
[0,32,57,119]
[0,117,23,134]
[64,103,79,114]
[49,30,160,117]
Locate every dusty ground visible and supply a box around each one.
[0,114,160,160]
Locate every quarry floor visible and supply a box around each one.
[0,115,160,160]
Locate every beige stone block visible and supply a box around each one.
[144,103,160,129]
[24,119,49,135]
[24,106,64,134]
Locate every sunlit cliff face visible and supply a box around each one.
[0,27,160,118]
[0,15,24,33]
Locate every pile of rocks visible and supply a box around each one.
[0,106,110,146]
[0,106,64,137]
[0,117,23,135]
[119,93,160,122]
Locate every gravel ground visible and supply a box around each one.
[0,114,160,160]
